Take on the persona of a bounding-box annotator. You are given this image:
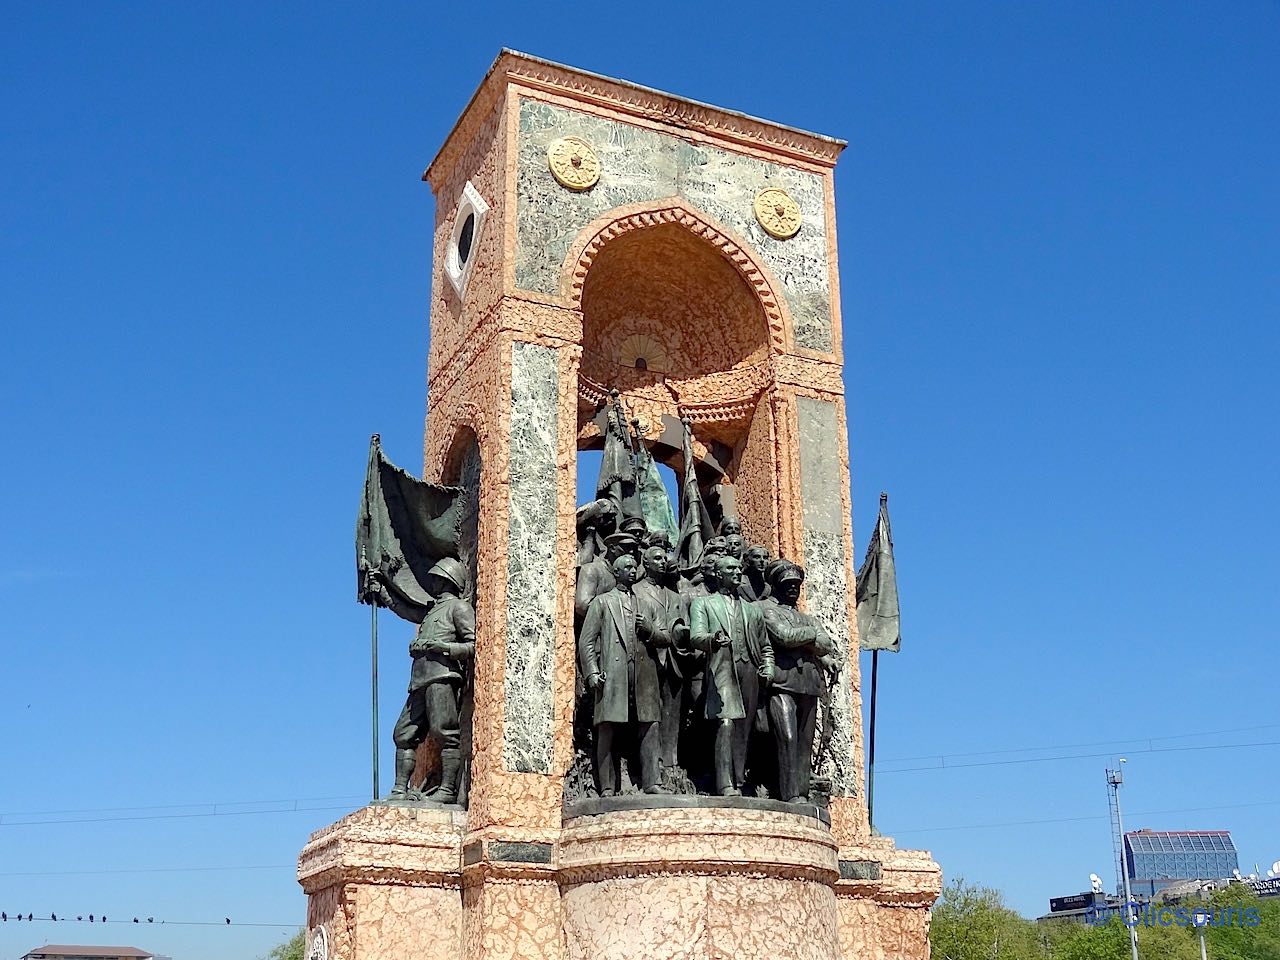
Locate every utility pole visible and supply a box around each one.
[1107,762,1140,960]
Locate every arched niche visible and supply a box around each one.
[440,425,483,600]
[573,216,784,552]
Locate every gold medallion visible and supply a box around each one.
[548,136,600,191]
[753,187,802,239]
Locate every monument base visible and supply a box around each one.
[298,805,465,960]
[298,805,938,960]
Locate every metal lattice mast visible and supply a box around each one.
[1107,767,1126,895]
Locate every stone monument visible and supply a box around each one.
[298,50,940,960]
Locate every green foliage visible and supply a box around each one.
[261,929,306,960]
[930,879,1279,960]
[931,879,1049,960]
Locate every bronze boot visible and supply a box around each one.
[435,748,462,804]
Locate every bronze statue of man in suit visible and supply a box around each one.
[761,560,832,803]
[633,544,688,777]
[738,545,772,601]
[690,555,775,796]
[578,553,667,796]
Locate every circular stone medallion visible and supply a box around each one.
[753,187,802,239]
[548,136,601,191]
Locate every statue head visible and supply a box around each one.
[645,529,673,550]
[720,518,743,538]
[713,555,742,594]
[610,553,641,587]
[699,546,723,583]
[641,545,668,581]
[618,515,649,540]
[604,531,640,562]
[663,551,680,583]
[767,561,805,607]
[426,557,469,598]
[723,533,745,559]
[744,545,770,574]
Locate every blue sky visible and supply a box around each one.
[2,2,1278,958]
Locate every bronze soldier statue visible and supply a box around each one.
[690,555,774,796]
[762,561,832,803]
[575,530,639,627]
[578,553,666,796]
[388,557,475,803]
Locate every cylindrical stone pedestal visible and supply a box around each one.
[559,805,841,960]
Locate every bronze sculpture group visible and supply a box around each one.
[362,402,840,808]
[574,513,837,803]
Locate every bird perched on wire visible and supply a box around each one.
[225,917,231,925]
[51,913,57,921]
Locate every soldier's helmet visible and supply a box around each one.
[428,557,469,594]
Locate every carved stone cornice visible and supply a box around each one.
[296,805,465,895]
[425,50,846,190]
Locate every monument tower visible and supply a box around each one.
[299,51,940,960]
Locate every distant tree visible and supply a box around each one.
[929,876,1278,960]
[931,879,1044,960]
[1201,884,1280,960]
[261,929,305,960]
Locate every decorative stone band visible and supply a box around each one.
[558,807,839,886]
[834,841,943,909]
[839,860,883,881]
[424,51,844,192]
[503,55,845,168]
[296,805,466,895]
[462,840,554,866]
[576,366,765,425]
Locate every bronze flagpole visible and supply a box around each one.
[868,648,879,831]
[371,598,379,803]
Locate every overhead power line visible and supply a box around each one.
[875,721,1280,765]
[0,799,360,827]
[0,864,293,878]
[0,914,296,929]
[878,739,1280,774]
[887,798,1280,835]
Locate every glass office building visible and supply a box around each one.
[1125,830,1239,897]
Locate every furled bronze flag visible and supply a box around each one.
[636,444,679,545]
[356,435,463,623]
[676,418,707,573]
[856,493,901,652]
